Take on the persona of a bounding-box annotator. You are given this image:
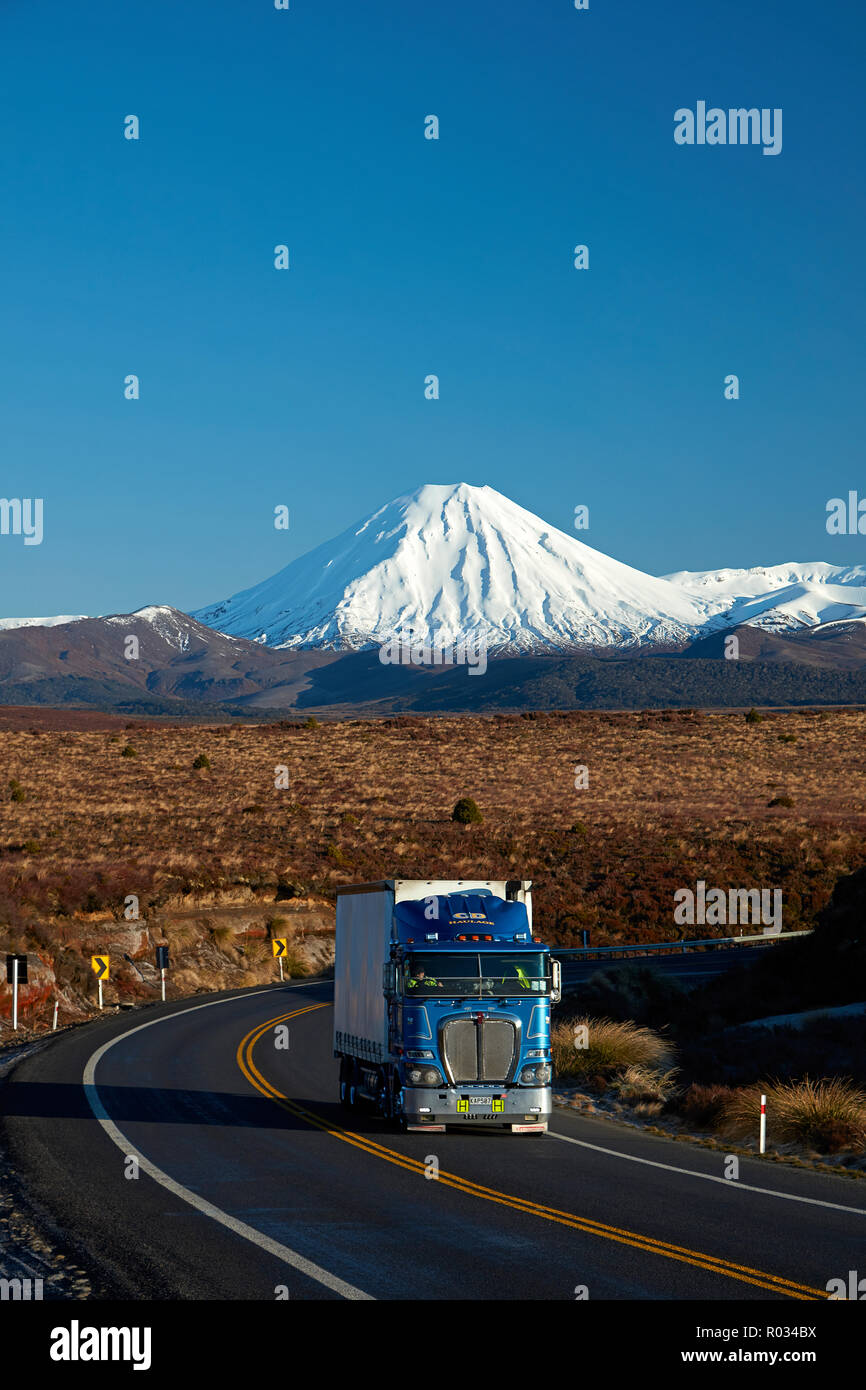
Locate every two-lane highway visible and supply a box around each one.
[2,981,864,1300]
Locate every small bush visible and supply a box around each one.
[303,716,319,729]
[452,797,483,825]
[778,734,797,744]
[120,745,137,758]
[23,840,41,855]
[9,778,26,802]
[745,708,763,724]
[570,821,588,838]
[552,1015,675,1083]
[768,794,795,808]
[192,753,211,770]
[720,1077,866,1153]
[677,1082,736,1129]
[211,925,237,951]
[609,1065,680,1106]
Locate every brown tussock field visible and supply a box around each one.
[2,706,865,951]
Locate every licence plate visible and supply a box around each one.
[469,1096,490,1105]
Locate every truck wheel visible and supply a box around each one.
[391,1077,407,1133]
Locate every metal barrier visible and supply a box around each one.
[555,930,811,961]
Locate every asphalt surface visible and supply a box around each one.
[560,943,780,987]
[1,979,864,1301]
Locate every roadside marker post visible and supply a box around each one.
[52,1000,59,1031]
[272,938,287,982]
[156,945,170,1002]
[6,954,27,1031]
[759,1094,767,1154]
[91,955,109,1010]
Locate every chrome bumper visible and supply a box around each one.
[402,1085,551,1129]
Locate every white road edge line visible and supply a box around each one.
[82,985,374,1302]
[547,1128,866,1216]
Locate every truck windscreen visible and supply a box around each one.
[403,953,548,996]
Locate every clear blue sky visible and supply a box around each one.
[1,0,864,617]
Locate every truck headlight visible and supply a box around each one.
[407,1066,444,1086]
[519,1064,552,1085]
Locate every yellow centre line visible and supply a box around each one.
[237,1005,825,1300]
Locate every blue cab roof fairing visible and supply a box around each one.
[394,892,536,945]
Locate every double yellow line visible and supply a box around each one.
[237,1005,825,1300]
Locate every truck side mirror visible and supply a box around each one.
[383,962,398,995]
[550,959,561,1003]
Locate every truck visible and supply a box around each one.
[333,879,561,1133]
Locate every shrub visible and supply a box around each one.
[192,753,211,770]
[745,708,763,724]
[677,1082,737,1129]
[552,1015,676,1083]
[720,1077,866,1153]
[452,797,483,825]
[9,778,26,802]
[570,821,588,838]
[303,716,319,729]
[768,794,795,808]
[609,1065,680,1107]
[210,925,237,951]
[778,734,797,744]
[120,745,137,758]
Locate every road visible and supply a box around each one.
[561,943,780,987]
[1,980,864,1301]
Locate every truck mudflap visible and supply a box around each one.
[401,1086,551,1129]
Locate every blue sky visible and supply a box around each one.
[1,0,864,617]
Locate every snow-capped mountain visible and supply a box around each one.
[6,492,864,660]
[664,563,866,632]
[0,614,87,632]
[103,605,227,652]
[193,483,715,651]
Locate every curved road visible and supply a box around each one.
[2,980,864,1301]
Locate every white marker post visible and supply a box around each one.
[98,976,103,1011]
[759,1094,767,1154]
[52,1000,59,1031]
[278,956,284,983]
[12,955,18,1032]
[161,966,166,1003]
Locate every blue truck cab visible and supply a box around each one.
[334,879,561,1133]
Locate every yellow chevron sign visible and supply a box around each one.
[272,939,287,957]
[91,955,109,979]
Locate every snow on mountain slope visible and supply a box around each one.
[193,483,713,651]
[0,615,87,631]
[102,605,241,653]
[664,563,866,631]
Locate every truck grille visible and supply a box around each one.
[441,1018,516,1084]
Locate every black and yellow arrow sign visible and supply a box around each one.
[272,939,287,958]
[91,955,110,979]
